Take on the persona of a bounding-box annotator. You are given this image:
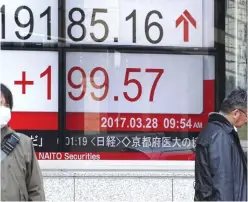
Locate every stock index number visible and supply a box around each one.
[0,5,51,40]
[67,8,164,44]
[67,8,109,42]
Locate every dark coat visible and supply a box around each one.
[194,113,247,201]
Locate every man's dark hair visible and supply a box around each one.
[0,83,13,110]
[220,87,247,114]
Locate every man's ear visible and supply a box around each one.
[232,109,239,119]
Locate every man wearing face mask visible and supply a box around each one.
[194,87,247,201]
[1,83,46,201]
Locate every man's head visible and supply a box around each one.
[220,87,247,128]
[0,83,13,110]
[0,83,13,128]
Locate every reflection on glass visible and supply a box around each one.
[225,0,247,141]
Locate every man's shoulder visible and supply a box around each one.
[12,132,36,161]
[2,129,34,161]
[10,131,33,148]
[197,122,228,146]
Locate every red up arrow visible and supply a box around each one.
[176,10,196,42]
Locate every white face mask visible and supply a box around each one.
[0,106,11,128]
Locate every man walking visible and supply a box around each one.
[194,87,247,201]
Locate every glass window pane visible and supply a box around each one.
[225,0,247,144]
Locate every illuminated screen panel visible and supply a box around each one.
[61,52,215,161]
[66,52,205,132]
[0,50,59,152]
[0,0,58,43]
[0,0,216,161]
[65,0,214,47]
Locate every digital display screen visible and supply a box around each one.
[66,52,206,132]
[0,50,59,152]
[0,0,216,161]
[65,0,214,47]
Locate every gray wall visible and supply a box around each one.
[42,170,195,201]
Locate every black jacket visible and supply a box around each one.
[194,113,247,201]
